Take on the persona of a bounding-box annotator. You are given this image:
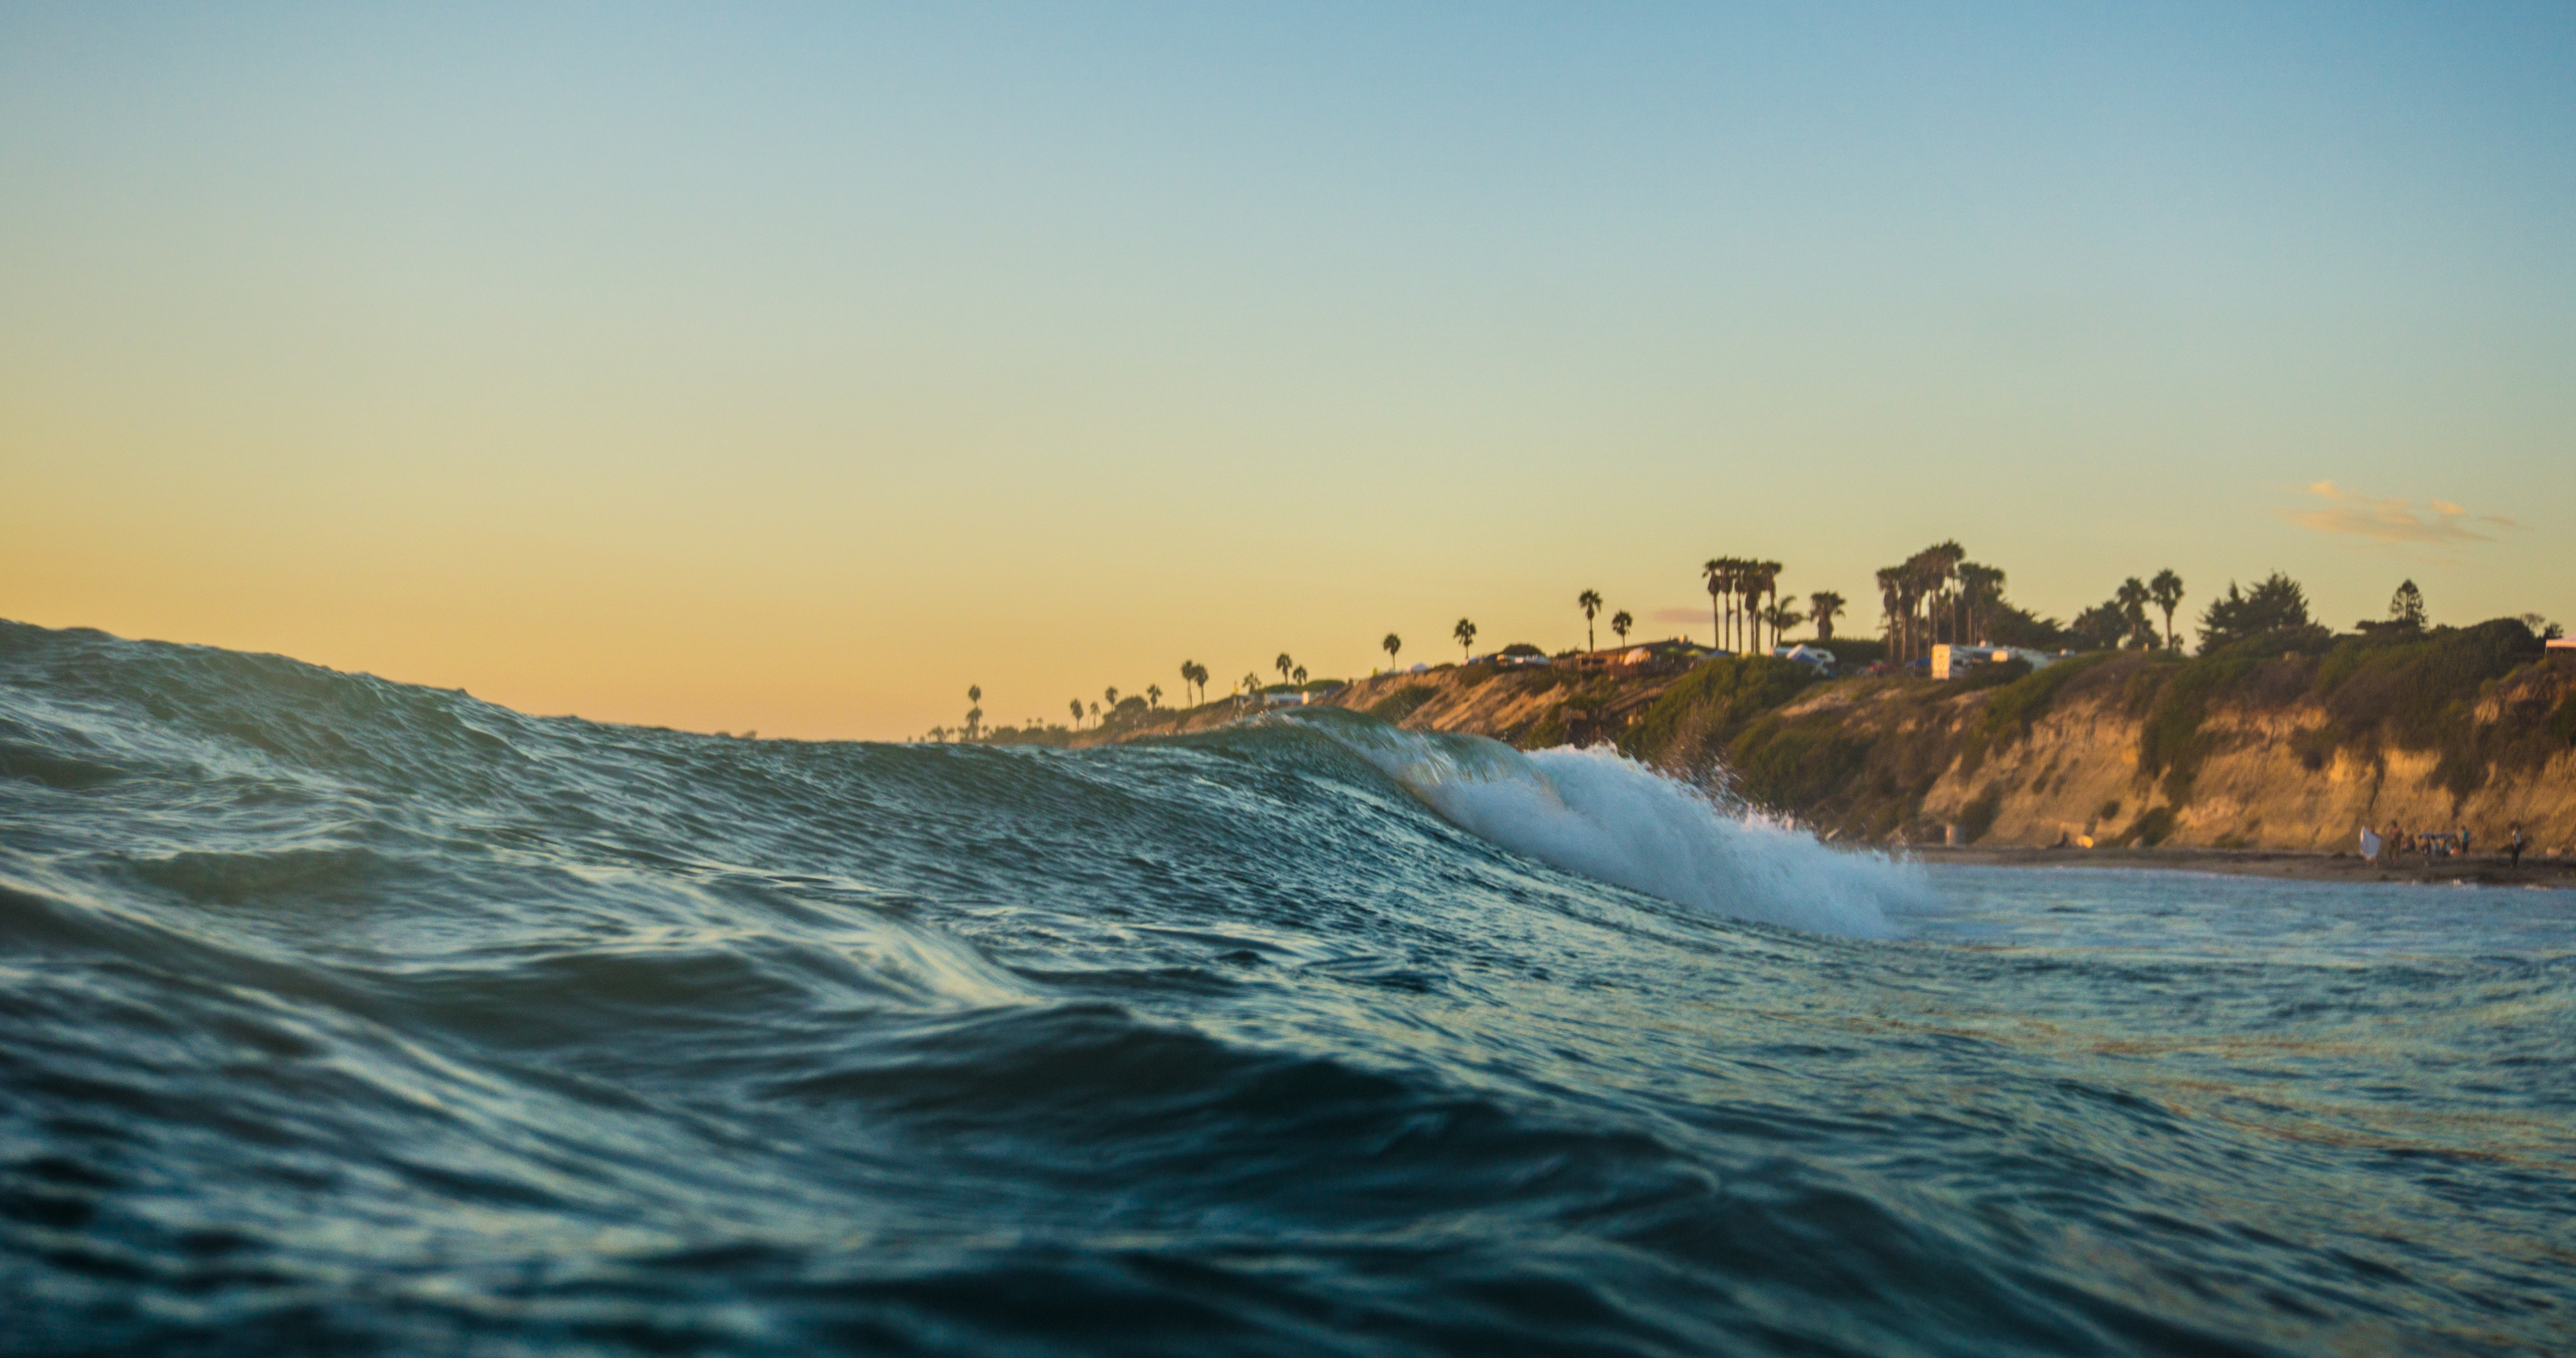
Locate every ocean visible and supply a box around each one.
[3,619,2570,1356]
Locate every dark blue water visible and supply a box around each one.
[3,620,2571,1356]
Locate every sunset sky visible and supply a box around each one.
[6,4,2572,739]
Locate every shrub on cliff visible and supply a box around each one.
[1725,713,1870,813]
[1618,656,1818,771]
[1955,657,2034,692]
[1367,687,1437,724]
[1977,652,2113,750]
[2136,654,2262,803]
[2202,624,2334,662]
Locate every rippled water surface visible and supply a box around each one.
[3,621,2571,1356]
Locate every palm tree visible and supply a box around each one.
[2148,569,2184,649]
[1104,686,1119,710]
[1240,672,1261,705]
[1275,653,1294,685]
[1146,683,1162,709]
[1702,558,1729,651]
[1875,568,1903,661]
[1957,563,2005,644]
[1609,610,1632,646]
[1809,591,1845,641]
[1069,698,1084,728]
[1577,588,1603,651]
[1752,561,1784,652]
[1738,562,1758,651]
[1382,632,1401,670]
[965,707,982,739]
[1879,541,1962,662]
[1179,660,1197,705]
[1292,665,1307,686]
[1453,617,1477,660]
[1760,600,1804,644]
[2115,577,2153,648]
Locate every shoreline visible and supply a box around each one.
[1899,842,2576,887]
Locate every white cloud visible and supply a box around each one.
[2281,482,2514,546]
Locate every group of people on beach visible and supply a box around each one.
[2363,820,2528,868]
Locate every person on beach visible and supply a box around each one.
[2384,820,2404,866]
[2509,822,2525,869]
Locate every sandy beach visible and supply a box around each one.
[1909,842,2576,888]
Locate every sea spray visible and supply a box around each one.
[1286,710,1923,938]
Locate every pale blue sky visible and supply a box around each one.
[5,4,2570,735]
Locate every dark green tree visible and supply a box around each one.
[2148,569,2185,649]
[2388,579,2427,631]
[1809,591,1846,642]
[2115,577,2154,648]
[2197,572,2311,650]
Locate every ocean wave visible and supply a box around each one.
[4,619,2573,1356]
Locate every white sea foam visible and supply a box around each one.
[1316,720,1921,939]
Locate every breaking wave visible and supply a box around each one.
[1294,710,1921,938]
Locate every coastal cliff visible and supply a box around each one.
[1096,622,2576,854]
[1705,642,2576,853]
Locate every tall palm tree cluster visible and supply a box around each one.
[1702,557,1790,654]
[1872,541,2013,665]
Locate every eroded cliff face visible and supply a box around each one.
[1860,657,2576,851]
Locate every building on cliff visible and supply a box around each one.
[1564,641,1716,676]
[1931,644,2069,680]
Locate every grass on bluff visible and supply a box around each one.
[1617,656,1821,773]
[1977,651,2114,750]
[1368,686,1438,724]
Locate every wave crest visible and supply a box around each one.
[1290,713,1922,938]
